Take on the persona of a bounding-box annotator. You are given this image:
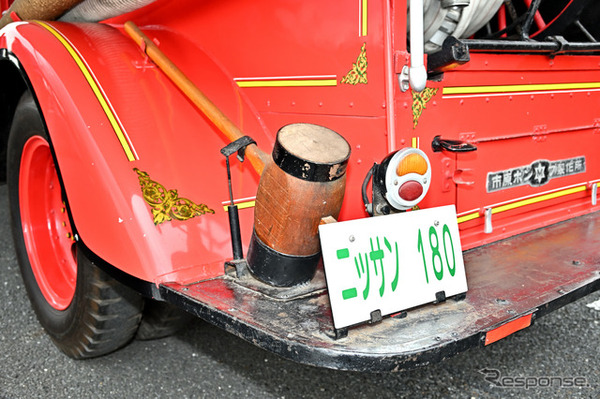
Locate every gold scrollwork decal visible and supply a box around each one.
[341,43,368,85]
[412,87,439,128]
[134,168,214,225]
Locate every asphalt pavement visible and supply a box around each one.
[0,184,599,398]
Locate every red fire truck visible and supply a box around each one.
[0,0,599,371]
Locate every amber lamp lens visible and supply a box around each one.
[396,153,428,176]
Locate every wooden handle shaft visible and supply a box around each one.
[123,21,267,175]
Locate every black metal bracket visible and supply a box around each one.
[453,292,467,302]
[332,309,383,340]
[369,309,383,324]
[225,259,251,279]
[334,327,348,340]
[435,291,447,304]
[432,135,477,153]
[391,311,408,319]
[220,135,257,162]
[521,0,543,40]
[370,163,393,217]
[546,35,569,54]
[427,36,470,77]
[220,136,257,261]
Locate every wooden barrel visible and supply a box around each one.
[247,123,350,287]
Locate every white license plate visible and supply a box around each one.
[319,205,468,329]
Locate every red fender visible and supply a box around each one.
[0,21,274,284]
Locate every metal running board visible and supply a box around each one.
[160,211,600,372]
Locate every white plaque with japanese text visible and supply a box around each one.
[319,205,468,329]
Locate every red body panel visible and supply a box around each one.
[438,53,600,248]
[114,0,405,220]
[0,21,272,284]
[1,0,599,284]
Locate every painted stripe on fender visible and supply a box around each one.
[35,21,138,162]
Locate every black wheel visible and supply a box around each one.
[136,300,194,340]
[7,92,143,359]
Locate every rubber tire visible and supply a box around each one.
[136,300,194,341]
[7,92,143,359]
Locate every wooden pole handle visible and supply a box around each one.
[123,21,268,175]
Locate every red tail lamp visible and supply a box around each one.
[364,148,432,215]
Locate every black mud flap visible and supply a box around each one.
[160,212,600,372]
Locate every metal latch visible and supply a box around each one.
[432,136,477,153]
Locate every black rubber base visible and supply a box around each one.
[246,230,320,287]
